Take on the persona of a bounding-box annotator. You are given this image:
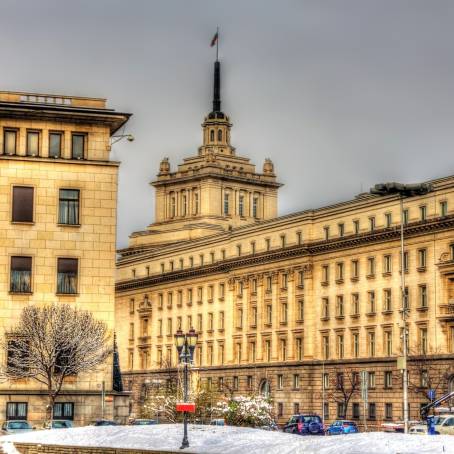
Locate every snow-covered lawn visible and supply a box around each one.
[1,424,454,454]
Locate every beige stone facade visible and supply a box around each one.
[116,63,454,428]
[0,91,131,426]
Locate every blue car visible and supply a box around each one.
[283,414,325,435]
[326,420,359,435]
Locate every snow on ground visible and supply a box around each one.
[1,424,454,454]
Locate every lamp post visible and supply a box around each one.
[110,134,134,145]
[370,182,432,433]
[174,328,198,450]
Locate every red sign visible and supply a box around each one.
[176,402,196,413]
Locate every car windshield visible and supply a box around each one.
[288,416,298,424]
[433,417,447,425]
[9,422,30,429]
[303,416,321,424]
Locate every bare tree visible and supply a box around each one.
[2,304,112,422]
[407,350,454,405]
[327,367,360,418]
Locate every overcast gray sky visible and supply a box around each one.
[2,0,454,248]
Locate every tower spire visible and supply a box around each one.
[212,59,221,113]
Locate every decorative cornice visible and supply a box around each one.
[116,215,454,293]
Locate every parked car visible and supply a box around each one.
[326,420,359,435]
[91,419,118,426]
[409,424,428,434]
[432,414,454,435]
[43,420,73,429]
[129,419,157,426]
[209,419,225,426]
[283,414,325,435]
[1,420,34,434]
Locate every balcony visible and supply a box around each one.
[438,301,454,320]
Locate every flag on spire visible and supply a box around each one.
[210,31,218,47]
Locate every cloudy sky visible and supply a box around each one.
[2,0,454,247]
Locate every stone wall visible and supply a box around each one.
[13,444,176,454]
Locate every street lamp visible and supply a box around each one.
[370,181,432,433]
[111,134,134,145]
[174,328,198,450]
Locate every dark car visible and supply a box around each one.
[283,414,325,435]
[326,420,359,435]
[129,419,157,426]
[91,419,118,426]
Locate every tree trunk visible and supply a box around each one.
[46,392,55,427]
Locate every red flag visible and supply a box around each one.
[210,32,218,47]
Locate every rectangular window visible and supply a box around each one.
[383,254,392,273]
[384,371,393,388]
[239,195,244,217]
[419,284,428,308]
[233,376,239,390]
[368,403,376,420]
[322,297,329,319]
[369,216,376,231]
[57,258,78,294]
[351,260,359,279]
[129,298,135,314]
[403,209,409,225]
[10,256,32,293]
[250,241,256,255]
[281,302,288,324]
[280,339,287,360]
[352,403,360,419]
[4,130,17,155]
[265,238,271,251]
[281,235,286,248]
[420,205,427,221]
[384,330,393,356]
[323,226,330,240]
[293,374,299,389]
[385,212,392,228]
[385,403,393,420]
[49,132,62,158]
[352,293,359,315]
[197,314,203,332]
[297,299,304,321]
[264,339,271,362]
[352,333,359,358]
[337,402,346,418]
[322,265,329,283]
[58,189,80,225]
[367,257,375,276]
[266,305,272,325]
[353,219,360,234]
[368,291,376,313]
[368,331,376,357]
[6,402,28,421]
[294,403,300,414]
[338,223,344,237]
[384,289,392,312]
[71,133,85,159]
[277,402,283,417]
[440,201,448,217]
[296,231,302,245]
[418,249,427,268]
[322,335,330,359]
[223,193,229,215]
[420,327,428,354]
[336,262,344,281]
[295,337,303,360]
[53,402,74,420]
[12,186,34,223]
[368,371,376,388]
[277,374,283,390]
[219,283,225,298]
[252,197,258,218]
[337,334,344,358]
[336,295,344,317]
[323,372,329,390]
[26,130,39,156]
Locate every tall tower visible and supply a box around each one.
[128,59,282,248]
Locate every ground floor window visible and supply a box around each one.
[53,402,74,420]
[368,402,376,420]
[385,403,393,420]
[352,402,360,419]
[6,402,27,420]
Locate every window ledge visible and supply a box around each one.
[416,306,429,312]
[350,277,359,282]
[295,319,304,324]
[9,291,33,295]
[382,272,392,277]
[350,313,360,318]
[57,223,81,228]
[218,297,224,302]
[382,310,393,315]
[335,279,344,285]
[56,293,79,297]
[320,316,330,321]
[187,301,193,306]
[335,315,345,320]
[197,300,203,305]
[366,312,377,316]
[296,284,304,289]
[366,274,376,279]
[11,221,34,225]
[417,266,427,273]
[321,281,329,287]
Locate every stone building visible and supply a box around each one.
[116,61,454,428]
[0,91,131,425]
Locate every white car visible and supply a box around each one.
[409,424,427,434]
[432,414,454,435]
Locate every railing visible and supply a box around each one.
[438,303,454,318]
[20,94,72,105]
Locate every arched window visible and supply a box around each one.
[260,379,271,398]
[210,129,215,142]
[170,194,176,218]
[217,129,223,141]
